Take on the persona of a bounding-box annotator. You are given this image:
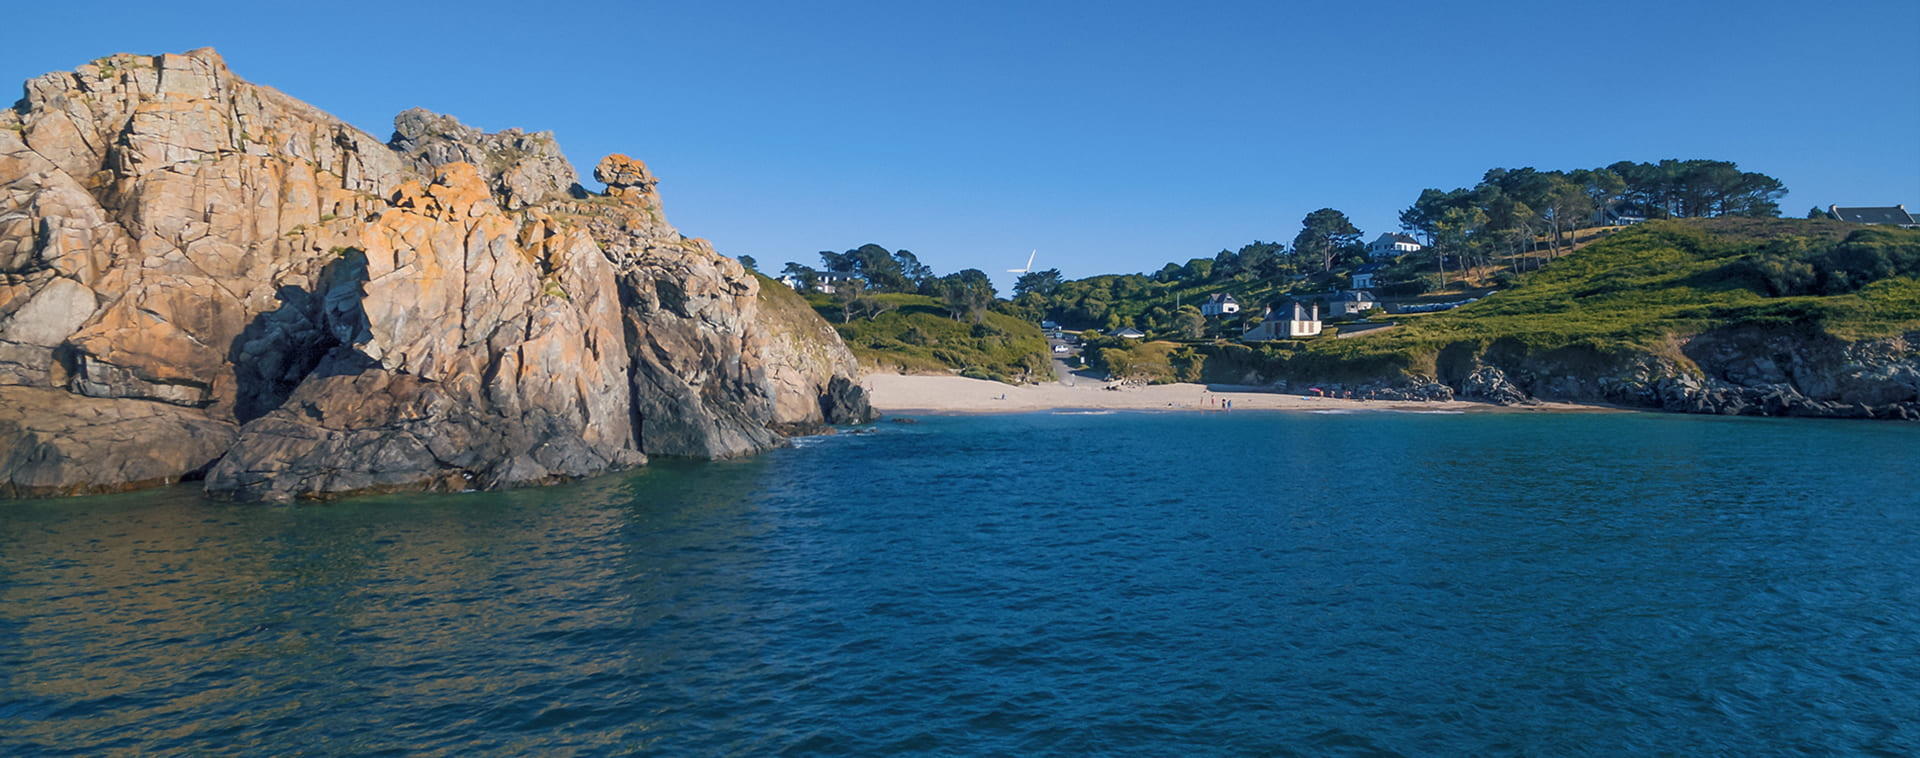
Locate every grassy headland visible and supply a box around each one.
[1082,219,1920,386]
[798,290,1054,384]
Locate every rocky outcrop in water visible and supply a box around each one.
[1460,366,1530,406]
[1432,328,1920,420]
[0,49,868,500]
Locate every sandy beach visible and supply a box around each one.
[863,372,1607,415]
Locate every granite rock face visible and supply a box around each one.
[389,108,581,210]
[0,49,866,499]
[1428,328,1920,420]
[0,386,236,497]
[754,262,871,427]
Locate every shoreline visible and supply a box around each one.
[862,372,1619,416]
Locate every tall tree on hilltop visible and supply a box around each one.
[939,268,997,323]
[1237,240,1286,278]
[1571,168,1626,224]
[847,243,909,292]
[1540,177,1590,259]
[891,249,935,291]
[1727,172,1786,218]
[1603,159,1785,219]
[818,249,855,273]
[1014,268,1065,297]
[1212,248,1241,278]
[1294,208,1362,273]
[1400,188,1466,247]
[1431,206,1486,288]
[781,262,820,289]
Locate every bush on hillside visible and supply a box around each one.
[815,292,1053,383]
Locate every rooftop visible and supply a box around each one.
[1829,205,1916,226]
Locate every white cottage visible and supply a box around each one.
[1351,263,1384,290]
[812,272,859,294]
[1241,302,1321,341]
[1200,293,1241,317]
[1334,290,1377,316]
[1367,232,1423,260]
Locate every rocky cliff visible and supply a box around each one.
[753,270,874,431]
[0,49,868,500]
[1428,329,1920,419]
[1198,329,1918,420]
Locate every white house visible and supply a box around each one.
[1368,232,1422,260]
[1111,326,1147,339]
[1334,290,1377,316]
[777,271,860,293]
[1242,302,1321,341]
[1350,263,1384,290]
[812,272,860,294]
[1200,293,1241,317]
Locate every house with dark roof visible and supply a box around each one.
[1828,205,1918,227]
[1200,293,1241,317]
[1599,210,1647,226]
[1110,326,1147,340]
[1242,301,1321,341]
[1367,232,1422,260]
[1333,290,1377,316]
[1351,263,1385,290]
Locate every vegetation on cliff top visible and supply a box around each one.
[1008,158,1794,337]
[1332,218,1919,352]
[764,244,1054,383]
[808,291,1054,383]
[1077,219,1920,384]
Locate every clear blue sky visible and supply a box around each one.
[6,1,1916,292]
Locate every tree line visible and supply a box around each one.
[775,244,999,323]
[759,158,1788,335]
[1400,159,1786,283]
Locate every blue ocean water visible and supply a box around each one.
[3,409,1918,756]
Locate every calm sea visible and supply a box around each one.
[3,410,1918,756]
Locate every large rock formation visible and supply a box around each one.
[0,49,868,500]
[754,266,874,429]
[1426,329,1920,420]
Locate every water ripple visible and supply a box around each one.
[2,413,1918,755]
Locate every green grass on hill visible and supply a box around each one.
[808,292,1054,383]
[1064,219,1920,385]
[1274,218,1920,378]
